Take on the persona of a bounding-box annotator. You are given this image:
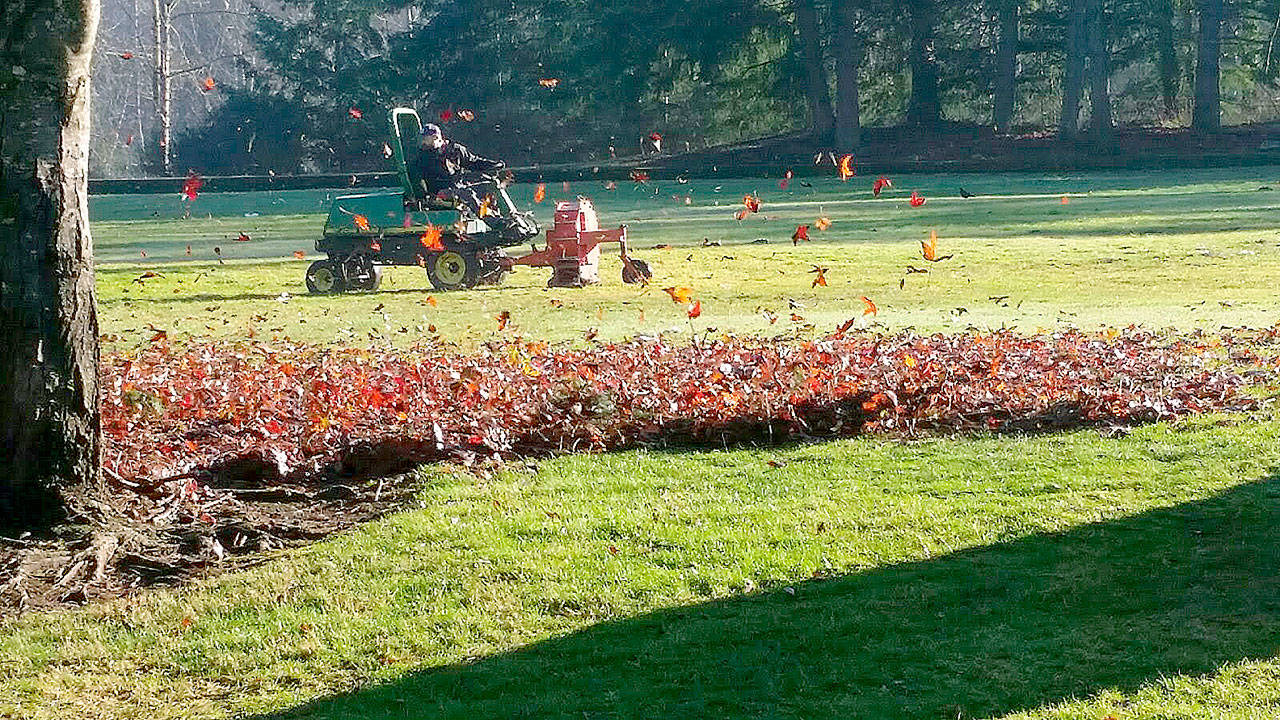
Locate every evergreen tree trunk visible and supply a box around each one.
[0,0,102,527]
[1060,0,1088,139]
[793,0,835,143]
[1193,0,1222,130]
[906,0,941,126]
[1154,0,1180,117]
[833,0,862,150]
[1086,0,1112,140]
[993,0,1019,132]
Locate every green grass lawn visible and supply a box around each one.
[2,419,1279,719]
[95,168,1280,350]
[4,167,1280,719]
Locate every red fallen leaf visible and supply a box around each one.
[734,208,749,221]
[790,313,805,322]
[1061,195,1071,204]
[200,76,215,93]
[348,107,363,119]
[663,286,695,304]
[833,316,857,337]
[872,176,892,197]
[133,271,163,283]
[124,134,134,146]
[439,108,455,123]
[119,51,134,59]
[353,214,371,232]
[861,392,891,413]
[180,616,194,629]
[837,154,855,181]
[687,300,702,319]
[810,265,828,288]
[236,232,251,242]
[909,191,926,207]
[604,180,618,190]
[861,296,878,316]
[181,172,203,201]
[534,183,546,203]
[496,310,511,331]
[780,169,793,191]
[792,225,810,245]
[538,78,560,88]
[370,241,381,252]
[608,545,619,556]
[293,250,305,260]
[424,295,437,307]
[458,109,475,122]
[419,224,444,251]
[630,170,649,183]
[743,194,762,214]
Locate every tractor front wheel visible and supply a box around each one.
[306,259,346,294]
[426,250,479,291]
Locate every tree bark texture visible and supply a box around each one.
[906,0,941,126]
[833,0,862,150]
[993,0,1019,132]
[1059,0,1088,138]
[1193,0,1222,130]
[794,0,835,142]
[1154,0,1179,117]
[0,0,102,527]
[1085,0,1112,139]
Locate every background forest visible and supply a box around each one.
[90,0,1280,176]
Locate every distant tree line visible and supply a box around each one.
[86,0,1280,175]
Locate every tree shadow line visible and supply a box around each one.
[249,468,1280,719]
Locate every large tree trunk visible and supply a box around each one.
[1154,0,1180,117]
[793,0,835,143]
[1193,0,1222,130]
[152,0,173,174]
[1085,0,1112,140]
[1059,0,1088,139]
[0,0,102,527]
[906,0,941,126]
[993,0,1019,133]
[833,0,862,150]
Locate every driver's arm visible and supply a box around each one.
[456,143,505,175]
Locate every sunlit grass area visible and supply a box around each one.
[3,419,1279,719]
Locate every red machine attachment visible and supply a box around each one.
[505,198,651,287]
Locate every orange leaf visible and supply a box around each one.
[496,310,511,331]
[814,216,832,231]
[909,190,926,207]
[687,300,702,319]
[538,78,560,88]
[861,296,878,316]
[419,223,444,251]
[293,250,305,260]
[837,154,855,181]
[200,76,215,93]
[353,214,371,232]
[663,286,695,304]
[534,183,546,203]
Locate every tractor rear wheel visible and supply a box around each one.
[426,250,479,291]
[306,259,346,294]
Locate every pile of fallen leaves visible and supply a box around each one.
[104,327,1279,487]
[5,327,1276,614]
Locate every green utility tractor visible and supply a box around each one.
[306,108,540,293]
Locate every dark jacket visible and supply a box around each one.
[410,140,504,195]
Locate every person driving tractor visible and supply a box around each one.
[410,123,516,226]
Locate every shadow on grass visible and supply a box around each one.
[254,471,1280,719]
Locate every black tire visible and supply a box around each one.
[342,254,382,292]
[305,259,346,294]
[622,258,652,284]
[426,249,480,291]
